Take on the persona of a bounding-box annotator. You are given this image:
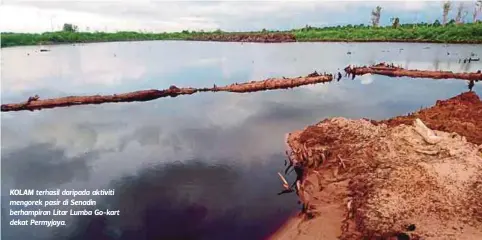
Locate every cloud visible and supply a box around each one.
[360,75,374,85]
[0,0,459,33]
[1,143,95,190]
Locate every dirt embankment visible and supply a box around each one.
[186,33,296,43]
[1,72,332,112]
[345,63,482,81]
[272,91,482,240]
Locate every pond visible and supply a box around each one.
[1,41,481,240]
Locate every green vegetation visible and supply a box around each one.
[292,22,482,43]
[3,1,482,47]
[0,31,203,47]
[1,21,482,48]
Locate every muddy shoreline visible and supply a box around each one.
[345,63,482,81]
[273,91,482,239]
[1,73,332,112]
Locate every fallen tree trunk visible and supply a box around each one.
[345,63,482,80]
[1,87,197,112]
[213,74,332,93]
[1,73,333,112]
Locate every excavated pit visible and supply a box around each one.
[1,73,332,112]
[345,63,482,81]
[274,91,482,240]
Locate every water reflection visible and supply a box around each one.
[48,159,295,240]
[2,42,481,102]
[1,41,480,240]
[1,143,93,191]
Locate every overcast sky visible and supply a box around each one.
[0,0,479,33]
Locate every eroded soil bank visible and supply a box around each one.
[345,63,482,81]
[186,33,296,43]
[272,91,482,240]
[1,73,332,112]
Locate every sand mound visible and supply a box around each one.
[281,116,482,239]
[375,91,482,145]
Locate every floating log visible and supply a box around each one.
[213,74,332,93]
[1,86,197,112]
[345,62,482,81]
[1,73,333,112]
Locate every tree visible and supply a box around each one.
[433,19,442,27]
[390,17,400,28]
[474,0,482,23]
[443,1,451,26]
[455,2,468,24]
[371,6,382,27]
[62,23,78,32]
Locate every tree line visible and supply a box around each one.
[370,0,482,28]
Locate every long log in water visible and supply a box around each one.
[1,87,198,112]
[345,63,482,80]
[213,74,333,92]
[1,73,333,112]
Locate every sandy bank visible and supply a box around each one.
[345,63,482,81]
[374,91,482,145]
[272,91,482,240]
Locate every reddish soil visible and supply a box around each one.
[1,72,332,112]
[374,91,482,145]
[186,33,296,43]
[345,63,482,81]
[272,91,482,240]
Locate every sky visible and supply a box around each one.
[0,0,480,33]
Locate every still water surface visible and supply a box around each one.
[1,41,481,240]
